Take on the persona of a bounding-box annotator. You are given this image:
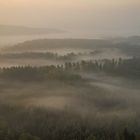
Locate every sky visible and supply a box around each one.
[0,0,140,36]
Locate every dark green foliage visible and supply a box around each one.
[0,104,138,140]
[0,57,140,81]
[0,52,77,61]
[123,128,136,140]
[65,57,140,79]
[100,57,140,79]
[0,65,82,82]
[18,133,40,140]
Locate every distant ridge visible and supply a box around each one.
[0,25,65,36]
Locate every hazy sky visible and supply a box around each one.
[0,0,140,36]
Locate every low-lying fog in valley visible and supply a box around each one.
[0,37,131,67]
[0,35,140,139]
[1,0,140,139]
[1,73,140,118]
[0,37,139,115]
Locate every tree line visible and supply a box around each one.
[0,57,140,81]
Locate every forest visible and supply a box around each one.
[0,57,140,140]
[0,57,140,80]
[0,38,140,140]
[1,0,140,139]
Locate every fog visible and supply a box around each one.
[0,38,140,139]
[0,38,138,120]
[0,38,131,67]
[0,1,140,139]
[0,71,140,121]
